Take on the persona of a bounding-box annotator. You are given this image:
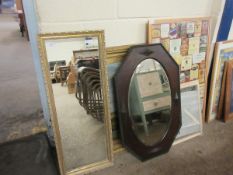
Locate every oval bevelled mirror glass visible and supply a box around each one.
[128,58,171,146]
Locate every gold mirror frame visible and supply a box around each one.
[38,31,113,175]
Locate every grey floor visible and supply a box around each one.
[92,120,233,175]
[0,133,59,175]
[0,13,43,143]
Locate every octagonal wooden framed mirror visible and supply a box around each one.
[115,44,181,161]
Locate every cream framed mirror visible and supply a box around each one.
[38,31,113,175]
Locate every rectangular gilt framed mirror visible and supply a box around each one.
[38,31,113,175]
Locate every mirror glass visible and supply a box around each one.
[44,35,109,172]
[128,59,171,146]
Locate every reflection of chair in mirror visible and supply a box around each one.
[59,66,70,86]
[75,67,103,121]
[49,60,66,83]
[54,65,60,82]
[75,59,99,91]
[66,66,77,94]
[129,70,171,135]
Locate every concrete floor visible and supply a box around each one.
[1,118,233,175]
[0,133,59,175]
[91,120,233,175]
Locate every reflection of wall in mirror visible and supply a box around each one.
[135,59,169,87]
[45,37,98,64]
[136,59,157,73]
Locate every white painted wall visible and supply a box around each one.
[209,0,226,41]
[35,0,223,47]
[228,20,233,40]
[207,0,226,71]
[118,0,211,18]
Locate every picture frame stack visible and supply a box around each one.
[207,40,233,121]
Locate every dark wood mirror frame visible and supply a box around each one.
[115,44,181,161]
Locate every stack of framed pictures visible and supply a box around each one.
[147,18,210,119]
[207,40,233,121]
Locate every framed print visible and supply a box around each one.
[216,62,228,120]
[190,64,199,80]
[161,23,170,38]
[148,17,210,120]
[186,22,195,37]
[207,40,233,121]
[181,56,192,71]
[106,45,131,152]
[188,37,200,55]
[224,60,233,121]
[217,60,233,122]
[170,38,181,54]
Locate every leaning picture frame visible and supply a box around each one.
[207,40,233,122]
[147,17,211,122]
[224,60,233,121]
[216,61,228,120]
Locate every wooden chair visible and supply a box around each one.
[59,66,70,86]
